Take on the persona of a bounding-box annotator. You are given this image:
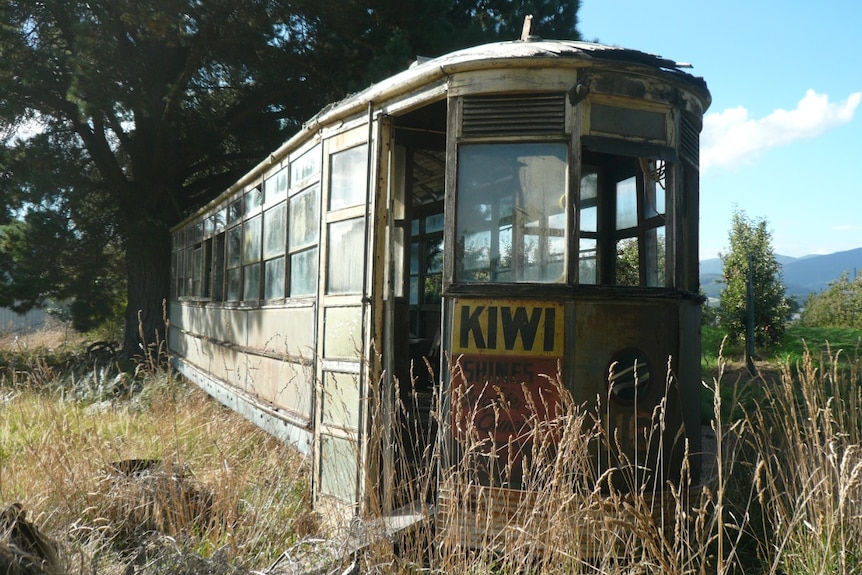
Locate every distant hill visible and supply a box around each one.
[700,247,862,300]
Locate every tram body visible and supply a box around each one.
[169,38,710,529]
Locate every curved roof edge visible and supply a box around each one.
[304,39,709,136]
[229,39,710,206]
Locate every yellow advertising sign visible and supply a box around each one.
[451,298,564,357]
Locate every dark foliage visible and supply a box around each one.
[0,0,580,356]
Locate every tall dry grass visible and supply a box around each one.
[744,344,862,574]
[1,327,313,575]
[355,344,862,574]
[4,324,862,574]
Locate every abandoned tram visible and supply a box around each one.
[169,35,710,536]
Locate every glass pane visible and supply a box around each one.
[591,104,666,141]
[645,226,666,287]
[243,263,260,300]
[323,306,362,359]
[329,145,367,210]
[580,205,597,233]
[327,218,365,294]
[192,246,203,296]
[320,435,357,502]
[425,213,444,233]
[264,256,285,299]
[579,238,597,284]
[289,185,320,249]
[424,274,442,304]
[616,238,640,286]
[265,167,288,202]
[263,205,286,259]
[171,249,177,298]
[393,227,404,299]
[460,229,491,281]
[410,241,419,275]
[616,176,638,230]
[323,371,360,429]
[245,186,263,212]
[227,268,241,301]
[290,247,318,296]
[175,248,184,296]
[214,208,227,232]
[243,215,261,263]
[643,160,666,218]
[227,226,241,268]
[456,143,567,283]
[580,171,598,201]
[425,236,443,274]
[547,212,566,281]
[580,170,598,233]
[212,233,225,301]
[409,276,419,305]
[229,199,242,223]
[291,145,321,187]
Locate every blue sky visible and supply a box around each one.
[578,1,862,260]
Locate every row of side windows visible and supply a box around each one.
[173,145,322,302]
[173,142,371,303]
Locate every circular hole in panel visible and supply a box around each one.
[607,347,651,404]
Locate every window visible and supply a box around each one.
[409,213,444,306]
[212,232,225,301]
[263,205,286,299]
[579,152,667,287]
[289,184,320,296]
[329,145,367,210]
[245,185,263,212]
[191,244,204,297]
[226,225,241,301]
[578,172,598,284]
[326,142,367,295]
[174,144,325,306]
[228,198,243,224]
[243,214,262,300]
[292,146,321,187]
[265,167,288,204]
[327,218,365,294]
[455,142,567,283]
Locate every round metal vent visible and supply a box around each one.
[607,347,651,404]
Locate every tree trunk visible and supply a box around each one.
[121,215,172,361]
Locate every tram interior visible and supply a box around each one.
[390,101,447,503]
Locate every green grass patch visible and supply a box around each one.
[774,324,862,364]
[702,323,862,372]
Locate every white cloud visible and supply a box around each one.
[700,90,861,172]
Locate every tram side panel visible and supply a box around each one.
[169,302,316,439]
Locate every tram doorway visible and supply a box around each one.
[386,101,447,508]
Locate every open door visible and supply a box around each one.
[382,102,447,512]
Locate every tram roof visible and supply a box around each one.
[182,39,710,223]
[306,38,710,127]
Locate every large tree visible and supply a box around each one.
[719,210,789,351]
[0,0,580,357]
